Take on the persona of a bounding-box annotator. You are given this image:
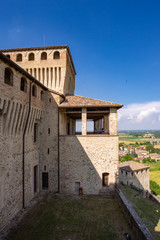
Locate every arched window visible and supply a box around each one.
[6,55,10,59]
[20,77,27,92]
[41,52,47,60]
[40,91,44,101]
[28,53,35,61]
[53,51,60,59]
[4,68,13,86]
[32,85,37,97]
[16,54,22,62]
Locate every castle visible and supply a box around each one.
[0,45,122,231]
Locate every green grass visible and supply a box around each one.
[121,184,160,240]
[150,171,160,185]
[149,162,160,172]
[5,195,137,240]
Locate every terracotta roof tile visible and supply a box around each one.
[59,95,123,108]
[119,161,149,172]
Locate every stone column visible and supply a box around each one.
[109,108,117,135]
[82,108,87,135]
[104,114,109,134]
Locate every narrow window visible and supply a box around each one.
[53,51,60,59]
[32,85,37,97]
[48,148,50,154]
[20,77,27,92]
[49,98,51,103]
[16,53,22,62]
[41,52,47,60]
[34,165,38,193]
[34,123,38,142]
[40,91,44,101]
[28,53,35,61]
[48,128,50,135]
[126,172,128,175]
[4,68,13,86]
[42,172,49,190]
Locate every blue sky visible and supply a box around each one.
[1,0,160,130]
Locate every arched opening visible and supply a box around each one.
[16,54,22,62]
[6,55,10,59]
[41,52,47,60]
[28,53,35,61]
[32,85,37,97]
[4,68,13,86]
[40,91,44,101]
[53,51,60,59]
[102,172,109,187]
[20,77,27,92]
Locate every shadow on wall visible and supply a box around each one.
[59,134,118,195]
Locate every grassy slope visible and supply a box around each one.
[5,195,137,240]
[149,162,160,194]
[121,184,160,240]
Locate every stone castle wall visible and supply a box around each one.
[0,59,44,230]
[119,168,150,191]
[59,135,119,194]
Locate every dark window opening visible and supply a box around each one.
[49,98,51,102]
[28,53,35,61]
[20,77,27,92]
[42,172,48,190]
[34,165,38,193]
[67,122,70,135]
[53,51,60,59]
[41,52,47,60]
[4,68,13,86]
[48,128,50,135]
[32,85,37,97]
[44,165,46,171]
[6,55,10,59]
[16,54,22,62]
[102,172,109,187]
[34,123,38,142]
[48,148,50,154]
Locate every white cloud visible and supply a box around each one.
[118,101,160,130]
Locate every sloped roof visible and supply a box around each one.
[59,95,123,108]
[119,161,149,172]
